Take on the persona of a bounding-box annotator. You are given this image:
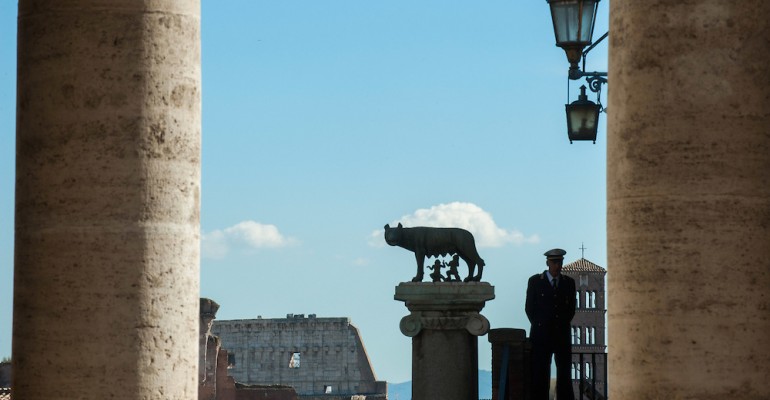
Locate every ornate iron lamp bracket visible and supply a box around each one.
[569,31,608,112]
[586,75,607,93]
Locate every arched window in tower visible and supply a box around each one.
[593,290,599,308]
[572,362,579,380]
[575,326,582,344]
[571,326,578,344]
[585,291,591,309]
[578,327,582,344]
[590,327,596,344]
[585,362,592,379]
[577,326,583,344]
[574,290,581,308]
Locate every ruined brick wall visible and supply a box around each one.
[200,299,222,400]
[212,314,386,397]
[199,298,299,400]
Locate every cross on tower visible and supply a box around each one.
[579,242,587,258]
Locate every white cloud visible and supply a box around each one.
[201,230,229,259]
[351,257,370,267]
[202,220,296,259]
[373,202,539,248]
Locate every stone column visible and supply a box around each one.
[607,2,770,399]
[395,282,495,400]
[13,1,201,398]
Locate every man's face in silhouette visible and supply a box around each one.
[547,258,563,277]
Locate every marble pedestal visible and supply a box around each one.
[395,282,495,400]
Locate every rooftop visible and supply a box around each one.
[563,258,606,273]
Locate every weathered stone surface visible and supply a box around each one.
[608,2,770,399]
[13,1,201,398]
[212,315,386,397]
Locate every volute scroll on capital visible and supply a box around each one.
[399,313,423,337]
[464,313,490,336]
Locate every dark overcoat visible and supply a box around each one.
[525,271,577,347]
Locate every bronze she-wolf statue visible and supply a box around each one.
[384,223,485,282]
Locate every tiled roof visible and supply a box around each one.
[563,258,606,272]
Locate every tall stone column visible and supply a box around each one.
[13,1,201,398]
[607,2,770,399]
[395,282,495,400]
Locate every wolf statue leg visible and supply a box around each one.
[475,259,485,281]
[462,255,475,282]
[413,252,425,282]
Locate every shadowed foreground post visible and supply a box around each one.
[13,1,201,398]
[488,328,530,400]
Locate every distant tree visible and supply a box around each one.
[0,356,9,363]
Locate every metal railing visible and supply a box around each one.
[572,352,608,400]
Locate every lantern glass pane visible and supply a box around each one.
[549,0,598,45]
[550,1,581,43]
[579,0,598,43]
[567,103,599,140]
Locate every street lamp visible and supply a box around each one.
[566,86,600,144]
[547,0,607,143]
[547,0,600,76]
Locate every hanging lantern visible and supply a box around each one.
[566,85,600,143]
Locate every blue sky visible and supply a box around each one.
[0,1,608,383]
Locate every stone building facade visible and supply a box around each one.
[212,315,387,399]
[562,258,607,398]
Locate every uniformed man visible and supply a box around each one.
[525,248,576,400]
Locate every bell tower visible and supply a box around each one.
[562,257,607,398]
